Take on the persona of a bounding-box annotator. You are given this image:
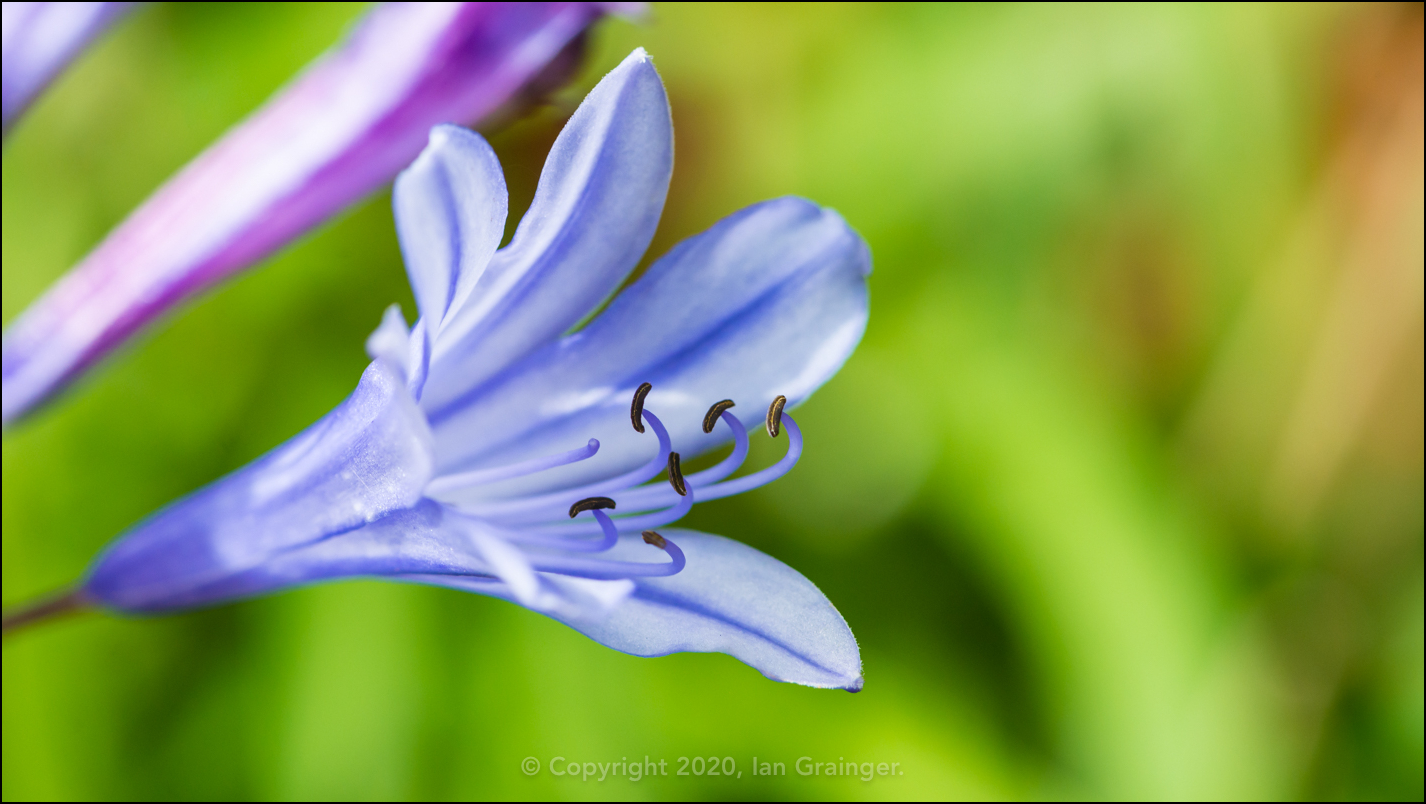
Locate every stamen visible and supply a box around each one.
[524,484,695,537]
[437,393,808,587]
[522,508,620,552]
[691,411,803,502]
[461,410,673,521]
[552,406,792,528]
[444,392,803,590]
[590,509,620,552]
[630,382,653,433]
[684,410,750,486]
[601,410,749,510]
[568,496,616,518]
[527,534,686,579]
[617,483,695,531]
[427,439,599,495]
[766,395,787,438]
[454,509,616,553]
[702,399,735,433]
[667,451,687,496]
[435,397,814,586]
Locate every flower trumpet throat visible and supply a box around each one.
[424,386,802,583]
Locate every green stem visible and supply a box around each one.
[2,589,89,636]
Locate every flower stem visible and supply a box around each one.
[2,589,89,637]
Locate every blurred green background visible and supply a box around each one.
[3,2,1422,799]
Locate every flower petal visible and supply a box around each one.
[89,499,471,610]
[83,360,435,611]
[365,303,413,378]
[3,2,609,425]
[393,125,508,331]
[420,47,673,414]
[449,530,864,690]
[251,522,857,690]
[153,497,637,615]
[405,317,431,400]
[2,1,135,134]
[429,196,871,496]
[411,571,638,619]
[467,526,543,608]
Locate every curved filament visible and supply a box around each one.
[689,412,803,502]
[427,438,599,495]
[524,485,695,538]
[603,409,749,512]
[684,410,749,486]
[528,536,686,579]
[466,411,673,521]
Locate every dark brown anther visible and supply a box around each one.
[630,382,653,433]
[568,496,617,519]
[642,530,667,549]
[667,451,688,496]
[766,395,787,438]
[702,399,736,433]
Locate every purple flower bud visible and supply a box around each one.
[2,2,630,425]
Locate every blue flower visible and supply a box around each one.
[82,49,870,690]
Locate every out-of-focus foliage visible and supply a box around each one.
[3,3,1421,799]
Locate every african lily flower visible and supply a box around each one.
[1,1,135,134]
[21,50,870,690]
[2,2,632,425]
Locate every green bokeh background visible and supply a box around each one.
[4,3,1422,799]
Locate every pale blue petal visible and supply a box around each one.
[364,303,412,376]
[132,499,483,607]
[429,196,871,498]
[420,47,673,413]
[405,317,430,400]
[83,360,435,612]
[404,572,637,619]
[393,125,508,330]
[137,498,631,615]
[467,525,543,607]
[436,530,864,691]
[95,512,864,690]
